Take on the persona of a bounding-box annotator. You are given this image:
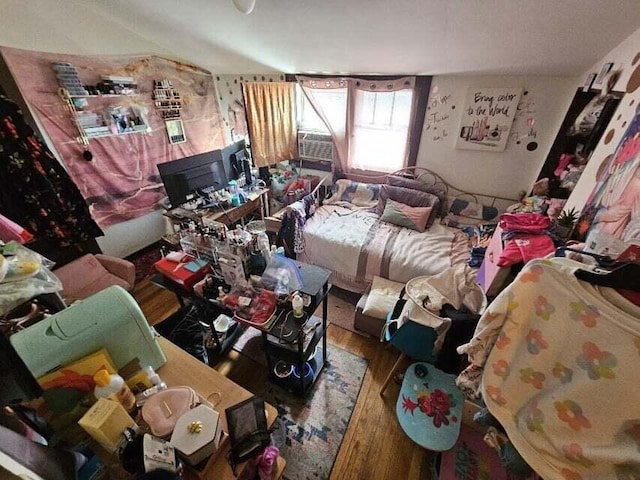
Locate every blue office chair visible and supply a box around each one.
[379,311,439,395]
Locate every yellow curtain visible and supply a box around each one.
[243,82,297,167]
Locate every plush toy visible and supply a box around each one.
[546,198,567,220]
[506,195,548,214]
[532,178,550,196]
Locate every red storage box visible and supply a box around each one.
[154,257,210,291]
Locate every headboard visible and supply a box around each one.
[388,167,521,212]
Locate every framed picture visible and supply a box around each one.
[594,62,614,85]
[582,73,597,92]
[166,119,186,144]
[455,87,522,152]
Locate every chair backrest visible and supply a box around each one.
[390,320,438,363]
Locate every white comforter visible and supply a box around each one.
[297,205,468,292]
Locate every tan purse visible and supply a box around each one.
[141,386,199,437]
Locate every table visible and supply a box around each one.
[154,338,284,479]
[164,187,269,228]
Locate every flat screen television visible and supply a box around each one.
[157,151,228,208]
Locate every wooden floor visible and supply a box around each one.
[132,278,434,480]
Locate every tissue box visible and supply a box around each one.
[170,404,223,466]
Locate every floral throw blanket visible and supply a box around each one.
[457,258,640,479]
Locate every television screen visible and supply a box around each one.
[157,151,228,208]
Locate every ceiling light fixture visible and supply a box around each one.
[232,0,256,14]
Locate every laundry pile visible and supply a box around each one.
[495,213,556,267]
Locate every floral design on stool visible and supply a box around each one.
[396,362,464,451]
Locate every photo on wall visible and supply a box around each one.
[455,87,522,152]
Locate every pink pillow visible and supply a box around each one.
[376,185,440,227]
[379,199,433,232]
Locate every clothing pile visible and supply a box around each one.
[496,213,556,267]
[456,258,640,479]
[276,194,315,255]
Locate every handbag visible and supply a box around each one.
[225,396,271,471]
[141,386,200,437]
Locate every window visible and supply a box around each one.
[296,85,345,134]
[296,85,413,172]
[351,90,413,172]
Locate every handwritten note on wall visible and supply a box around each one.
[425,91,453,143]
[455,87,522,152]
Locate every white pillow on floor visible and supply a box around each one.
[362,276,404,319]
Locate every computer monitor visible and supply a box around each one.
[157,151,228,208]
[221,140,251,185]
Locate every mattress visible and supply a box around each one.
[297,205,469,293]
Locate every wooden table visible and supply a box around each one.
[156,337,283,479]
[164,187,269,228]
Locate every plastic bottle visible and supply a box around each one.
[292,292,304,318]
[93,369,136,413]
[143,366,166,389]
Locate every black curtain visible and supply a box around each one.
[0,94,103,250]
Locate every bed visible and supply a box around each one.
[278,168,518,294]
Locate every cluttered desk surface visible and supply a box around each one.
[164,187,269,226]
[94,337,280,480]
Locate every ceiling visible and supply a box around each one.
[4,0,640,77]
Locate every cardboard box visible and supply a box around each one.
[37,348,117,391]
[154,256,210,291]
[78,398,136,453]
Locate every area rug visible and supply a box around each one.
[233,327,368,480]
[312,286,365,335]
[125,242,163,283]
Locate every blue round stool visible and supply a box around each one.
[396,362,463,451]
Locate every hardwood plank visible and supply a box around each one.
[132,277,432,480]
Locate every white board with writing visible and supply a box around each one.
[455,87,522,152]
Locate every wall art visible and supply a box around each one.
[455,87,522,152]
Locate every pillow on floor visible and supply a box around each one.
[380,199,432,232]
[362,276,405,320]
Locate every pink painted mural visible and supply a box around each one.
[1,47,225,227]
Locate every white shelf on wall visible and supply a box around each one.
[67,93,140,99]
[84,128,150,139]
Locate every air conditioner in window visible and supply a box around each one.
[297,132,333,162]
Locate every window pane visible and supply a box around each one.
[391,91,412,127]
[297,86,346,133]
[359,92,376,126]
[351,88,413,172]
[351,124,409,172]
[373,92,393,126]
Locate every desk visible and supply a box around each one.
[156,337,282,479]
[164,187,269,227]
